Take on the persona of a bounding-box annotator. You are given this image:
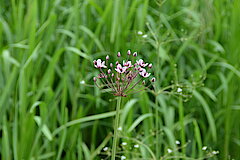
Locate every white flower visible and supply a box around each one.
[167,148,173,153]
[122,142,127,146]
[103,147,108,151]
[117,127,122,131]
[212,150,219,155]
[93,59,107,68]
[136,59,148,67]
[202,146,207,150]
[175,140,180,145]
[137,31,143,35]
[123,60,133,68]
[121,155,126,160]
[139,68,151,78]
[134,144,139,148]
[115,64,127,74]
[142,34,148,38]
[133,52,137,57]
[80,80,85,84]
[177,88,182,92]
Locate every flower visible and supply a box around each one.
[127,50,131,55]
[167,149,173,153]
[148,63,152,68]
[134,144,139,148]
[202,146,207,150]
[80,80,85,84]
[151,77,156,82]
[122,142,127,146]
[121,155,126,160]
[177,88,182,92]
[123,61,133,68]
[117,52,121,57]
[115,64,127,74]
[117,127,122,131]
[137,31,143,35]
[133,52,137,57]
[103,147,108,151]
[94,59,107,68]
[136,59,148,67]
[175,140,180,145]
[139,68,151,78]
[93,50,155,97]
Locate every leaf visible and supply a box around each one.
[66,46,92,61]
[120,99,138,127]
[127,113,153,133]
[34,116,53,141]
[193,91,217,141]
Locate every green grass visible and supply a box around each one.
[0,0,240,159]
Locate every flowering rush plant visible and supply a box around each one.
[93,50,155,97]
[93,50,155,160]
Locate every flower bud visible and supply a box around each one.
[110,63,113,67]
[148,63,152,68]
[111,73,114,77]
[142,80,145,85]
[93,77,97,82]
[108,69,111,74]
[117,52,121,57]
[133,52,137,57]
[93,60,97,65]
[127,50,131,55]
[151,77,156,82]
[106,55,109,60]
[116,61,119,65]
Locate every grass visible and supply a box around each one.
[0,0,240,159]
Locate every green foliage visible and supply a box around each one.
[0,0,239,159]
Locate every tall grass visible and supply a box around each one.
[0,0,239,159]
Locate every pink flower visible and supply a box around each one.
[117,52,121,57]
[115,64,127,74]
[133,52,137,57]
[148,63,152,68]
[94,59,107,68]
[123,60,133,68]
[139,68,151,78]
[136,59,148,67]
[93,50,155,97]
[127,50,131,55]
[151,77,156,82]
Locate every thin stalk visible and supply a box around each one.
[111,97,122,160]
[178,97,186,153]
[155,95,159,158]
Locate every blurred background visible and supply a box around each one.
[0,0,240,159]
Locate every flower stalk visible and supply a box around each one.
[93,50,155,159]
[111,97,121,160]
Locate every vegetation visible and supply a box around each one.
[0,0,240,159]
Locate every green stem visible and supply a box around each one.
[179,97,186,154]
[155,95,159,158]
[111,96,122,160]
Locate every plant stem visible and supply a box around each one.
[155,95,160,158]
[179,97,186,153]
[111,96,122,160]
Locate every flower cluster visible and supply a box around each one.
[93,50,155,97]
